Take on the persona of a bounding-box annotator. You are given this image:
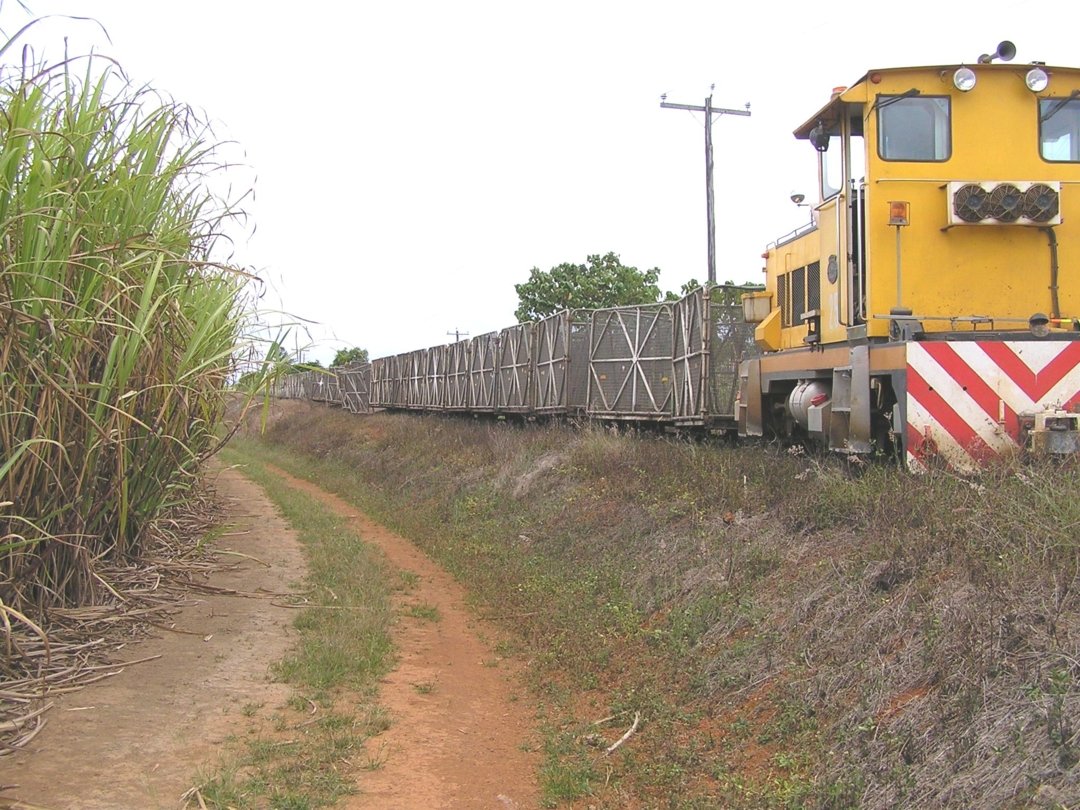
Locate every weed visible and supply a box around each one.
[397,570,420,591]
[403,603,441,622]
[540,755,595,806]
[494,638,519,657]
[359,743,389,771]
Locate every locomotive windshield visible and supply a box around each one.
[1040,96,1080,161]
[877,95,951,161]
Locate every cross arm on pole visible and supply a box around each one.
[661,93,751,285]
[660,101,750,116]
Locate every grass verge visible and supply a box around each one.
[193,446,395,810]
[234,405,1080,809]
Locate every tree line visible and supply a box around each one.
[280,251,753,370]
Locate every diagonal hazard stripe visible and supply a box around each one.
[916,341,1080,415]
[906,340,1080,469]
[907,363,1002,465]
[906,421,931,469]
[906,398,987,472]
[978,342,1080,401]
[914,343,1021,436]
[904,413,974,471]
[908,345,1019,454]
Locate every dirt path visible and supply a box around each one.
[264,465,541,809]
[0,466,306,809]
[1,463,540,809]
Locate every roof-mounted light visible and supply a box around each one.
[953,67,977,92]
[1026,67,1049,92]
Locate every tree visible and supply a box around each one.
[514,252,663,322]
[331,347,369,367]
[664,278,764,306]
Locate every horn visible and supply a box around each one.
[979,40,1016,64]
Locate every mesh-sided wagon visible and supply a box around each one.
[322,372,343,406]
[339,362,372,414]
[532,309,590,416]
[403,348,426,409]
[587,303,675,421]
[422,345,446,410]
[444,339,471,411]
[673,287,759,429]
[468,331,499,413]
[496,323,533,413]
[371,354,407,409]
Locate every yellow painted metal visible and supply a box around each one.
[814,200,847,345]
[760,62,1080,349]
[754,307,781,352]
[763,196,845,349]
[861,65,1080,337]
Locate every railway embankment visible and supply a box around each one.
[250,400,1080,809]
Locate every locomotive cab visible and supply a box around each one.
[742,47,1080,469]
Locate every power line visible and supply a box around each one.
[661,88,750,285]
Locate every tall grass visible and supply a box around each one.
[0,49,253,613]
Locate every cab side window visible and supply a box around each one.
[1040,97,1080,162]
[878,96,951,161]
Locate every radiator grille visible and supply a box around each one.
[791,266,806,325]
[779,274,790,328]
[807,261,821,311]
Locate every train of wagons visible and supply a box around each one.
[275,43,1080,472]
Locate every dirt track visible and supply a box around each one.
[1,466,304,808]
[0,464,539,809]
[268,465,540,809]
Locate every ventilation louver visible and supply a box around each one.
[947,181,1061,226]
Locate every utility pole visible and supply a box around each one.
[661,87,750,285]
[447,328,470,343]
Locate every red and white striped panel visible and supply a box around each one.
[906,341,1080,470]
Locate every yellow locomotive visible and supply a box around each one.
[739,42,1080,469]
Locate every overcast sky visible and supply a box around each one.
[7,0,1078,363]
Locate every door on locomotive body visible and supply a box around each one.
[758,91,869,354]
[795,92,868,347]
[743,90,871,441]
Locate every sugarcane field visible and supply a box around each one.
[3,6,1080,810]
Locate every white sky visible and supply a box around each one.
[6,0,1078,363]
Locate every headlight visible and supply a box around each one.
[1029,312,1051,338]
[953,67,977,92]
[1026,67,1049,92]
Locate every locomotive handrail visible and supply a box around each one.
[770,221,817,249]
